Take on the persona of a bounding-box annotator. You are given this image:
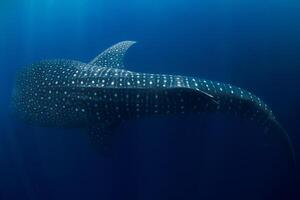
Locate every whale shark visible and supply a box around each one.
[12,41,295,166]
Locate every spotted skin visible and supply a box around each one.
[89,41,136,68]
[12,59,273,128]
[11,41,295,165]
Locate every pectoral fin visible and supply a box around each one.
[87,119,121,154]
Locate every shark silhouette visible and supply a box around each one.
[12,41,295,166]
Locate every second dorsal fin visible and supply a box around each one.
[89,41,136,69]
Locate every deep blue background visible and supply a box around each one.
[1,0,300,199]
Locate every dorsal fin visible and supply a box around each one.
[89,41,136,69]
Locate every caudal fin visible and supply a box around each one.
[265,119,296,176]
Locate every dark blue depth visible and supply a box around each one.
[0,1,300,199]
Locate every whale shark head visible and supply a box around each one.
[11,41,137,128]
[12,60,89,127]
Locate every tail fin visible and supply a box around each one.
[265,119,296,175]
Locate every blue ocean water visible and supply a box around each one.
[0,0,300,199]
